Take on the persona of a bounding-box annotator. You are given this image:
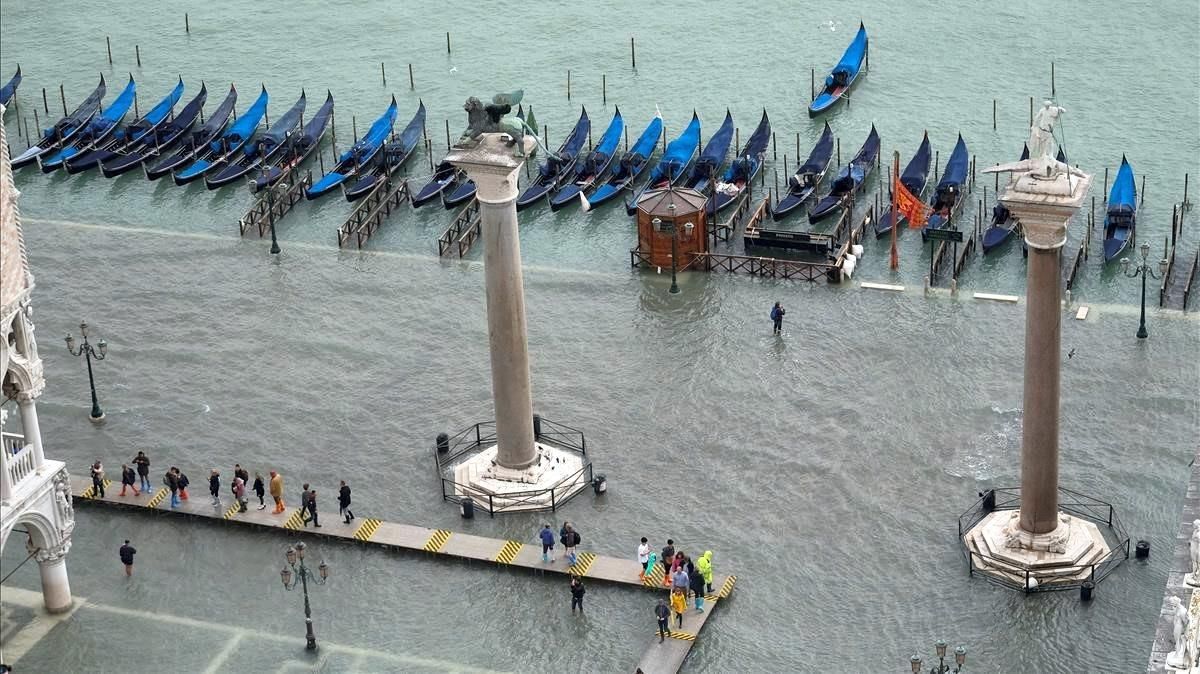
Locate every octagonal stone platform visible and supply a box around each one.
[451,442,589,512]
[963,509,1113,589]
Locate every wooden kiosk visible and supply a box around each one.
[632,187,709,269]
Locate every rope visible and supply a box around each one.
[0,548,37,585]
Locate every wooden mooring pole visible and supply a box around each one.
[602,74,606,105]
[567,70,571,100]
[1029,96,1034,127]
[41,87,48,114]
[446,32,451,54]
[772,132,777,161]
[836,137,841,167]
[1183,173,1191,210]
[106,36,113,65]
[1103,166,1108,202]
[631,37,636,68]
[409,64,414,90]
[59,85,66,116]
[445,119,451,151]
[135,44,141,67]
[381,62,386,86]
[1051,61,1056,98]
[1140,174,1146,204]
[185,13,189,33]
[810,69,815,102]
[992,99,996,130]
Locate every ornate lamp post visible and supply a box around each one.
[268,180,288,255]
[910,641,966,674]
[1120,242,1167,339]
[63,321,107,422]
[279,541,329,651]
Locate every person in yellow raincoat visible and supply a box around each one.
[269,470,285,513]
[697,550,714,595]
[669,589,687,629]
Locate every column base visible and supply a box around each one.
[88,413,106,423]
[963,509,1113,590]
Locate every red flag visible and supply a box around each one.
[895,173,931,229]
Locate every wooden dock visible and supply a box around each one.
[69,475,734,673]
[335,178,411,248]
[437,199,482,257]
[237,170,313,237]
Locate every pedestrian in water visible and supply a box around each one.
[132,451,151,492]
[670,589,687,628]
[252,472,266,510]
[697,550,714,594]
[307,489,321,527]
[175,468,190,501]
[689,559,707,611]
[770,301,785,334]
[338,480,353,524]
[672,563,689,594]
[655,597,671,642]
[300,483,312,525]
[539,524,556,563]
[119,464,140,497]
[637,537,651,580]
[208,469,221,506]
[90,460,105,498]
[118,540,137,576]
[561,523,580,566]
[233,476,248,513]
[660,539,675,587]
[569,577,586,615]
[269,471,285,513]
[165,468,180,508]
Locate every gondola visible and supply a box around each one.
[516,107,590,211]
[40,75,137,173]
[711,110,770,213]
[101,84,214,178]
[920,134,969,241]
[11,74,106,169]
[549,107,624,212]
[342,100,424,201]
[412,162,461,208]
[171,86,269,185]
[305,96,398,200]
[980,144,1029,253]
[65,78,185,175]
[441,171,478,209]
[247,92,335,193]
[683,110,734,194]
[774,121,835,221]
[0,65,21,106]
[581,114,663,212]
[809,22,868,117]
[204,91,307,189]
[873,132,933,238]
[808,124,878,224]
[1103,156,1137,262]
[625,112,701,215]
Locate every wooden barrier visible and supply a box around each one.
[237,171,313,237]
[336,179,410,248]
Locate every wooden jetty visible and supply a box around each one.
[335,178,411,248]
[1160,205,1198,310]
[237,171,314,238]
[70,474,733,672]
[437,199,482,258]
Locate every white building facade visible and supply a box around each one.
[0,103,74,613]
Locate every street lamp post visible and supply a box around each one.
[911,641,967,674]
[268,181,287,255]
[280,541,329,651]
[64,322,108,422]
[1120,242,1167,339]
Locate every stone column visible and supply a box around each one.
[32,540,72,613]
[447,134,537,470]
[18,395,46,468]
[1019,220,1065,534]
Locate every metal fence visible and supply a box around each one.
[956,486,1130,593]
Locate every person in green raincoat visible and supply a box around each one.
[697,550,714,594]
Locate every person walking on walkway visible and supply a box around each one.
[233,476,248,513]
[233,464,249,490]
[252,472,266,510]
[165,468,180,508]
[338,480,354,524]
[176,468,190,501]
[770,301,785,334]
[300,483,313,525]
[561,523,580,566]
[118,540,136,576]
[269,471,285,513]
[539,524,556,563]
[637,537,651,580]
[132,451,151,492]
[660,539,675,587]
[672,564,689,595]
[119,464,140,497]
[655,598,671,642]
[569,577,586,615]
[689,559,707,612]
[670,589,687,629]
[90,461,105,498]
[697,550,714,595]
[209,469,221,506]
[307,489,321,527]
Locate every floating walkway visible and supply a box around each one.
[70,475,734,673]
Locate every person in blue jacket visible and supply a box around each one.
[770,302,785,334]
[539,524,556,563]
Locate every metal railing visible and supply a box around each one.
[956,486,1130,593]
[433,418,591,516]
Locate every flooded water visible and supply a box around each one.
[1,0,1198,671]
